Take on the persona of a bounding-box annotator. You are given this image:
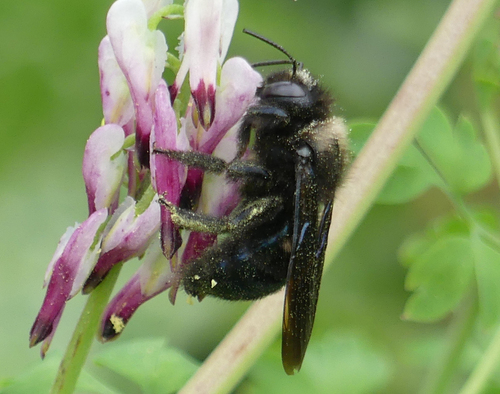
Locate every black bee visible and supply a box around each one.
[154,30,348,374]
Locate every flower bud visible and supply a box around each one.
[107,0,168,166]
[83,124,127,214]
[30,209,108,354]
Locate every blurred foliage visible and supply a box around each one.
[0,353,118,394]
[1,0,500,393]
[244,332,393,394]
[93,338,199,394]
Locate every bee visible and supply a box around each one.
[154,30,348,374]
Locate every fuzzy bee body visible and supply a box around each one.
[156,37,348,375]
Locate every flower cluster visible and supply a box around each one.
[30,0,262,356]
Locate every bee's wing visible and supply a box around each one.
[281,145,334,375]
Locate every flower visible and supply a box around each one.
[30,0,263,353]
[106,0,168,167]
[171,0,239,129]
[150,80,189,259]
[30,209,108,357]
[98,36,134,127]
[83,194,161,293]
[83,124,127,214]
[100,239,174,341]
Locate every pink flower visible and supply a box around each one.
[171,0,238,129]
[99,240,174,342]
[98,37,134,127]
[106,0,168,166]
[83,124,127,214]
[83,195,161,293]
[31,0,265,353]
[150,80,189,258]
[30,209,108,356]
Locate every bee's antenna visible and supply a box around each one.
[243,29,298,76]
[251,59,293,68]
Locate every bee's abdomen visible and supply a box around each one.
[182,223,291,301]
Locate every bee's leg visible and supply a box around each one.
[158,196,283,234]
[153,147,270,181]
[228,196,283,230]
[226,161,270,182]
[153,148,227,174]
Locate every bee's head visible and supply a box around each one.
[256,69,333,124]
[243,29,333,125]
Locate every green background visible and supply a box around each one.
[0,0,492,392]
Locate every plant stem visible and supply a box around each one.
[178,293,284,394]
[50,263,122,394]
[459,323,500,394]
[178,0,498,393]
[420,293,478,394]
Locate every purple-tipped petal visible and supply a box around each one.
[184,0,220,129]
[39,308,63,359]
[151,80,189,257]
[199,57,262,154]
[83,195,160,292]
[100,275,142,341]
[175,0,240,129]
[99,36,134,126]
[43,226,74,287]
[100,243,174,341]
[30,208,108,349]
[107,0,168,166]
[107,0,167,102]
[192,80,216,130]
[135,100,155,168]
[83,124,127,214]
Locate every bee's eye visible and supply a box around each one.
[261,82,306,98]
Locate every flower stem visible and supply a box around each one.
[50,263,122,394]
[178,0,497,393]
[459,323,500,394]
[419,293,478,394]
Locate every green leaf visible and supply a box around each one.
[376,144,437,204]
[399,215,469,268]
[473,38,500,107]
[351,108,492,203]
[248,332,392,394]
[473,232,500,327]
[349,122,437,204]
[403,236,474,322]
[94,338,199,394]
[398,233,432,268]
[400,211,500,325]
[303,332,393,394]
[473,209,500,233]
[417,107,492,195]
[0,353,118,394]
[430,214,470,237]
[454,116,492,192]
